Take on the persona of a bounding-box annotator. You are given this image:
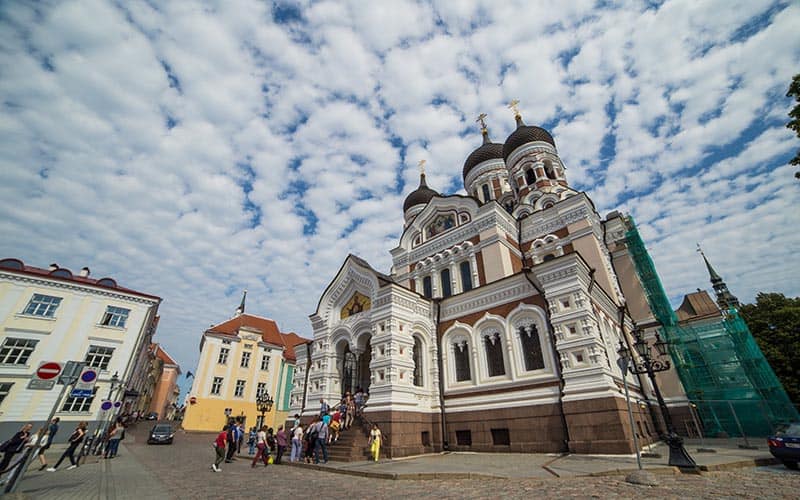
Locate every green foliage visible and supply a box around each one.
[787,73,800,172]
[739,293,800,405]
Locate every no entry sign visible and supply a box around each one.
[36,362,62,380]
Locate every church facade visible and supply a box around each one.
[289,107,667,456]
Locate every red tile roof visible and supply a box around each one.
[206,314,310,362]
[0,258,161,301]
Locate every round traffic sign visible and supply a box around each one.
[36,362,62,380]
[81,369,97,383]
[113,401,122,408]
[100,401,113,411]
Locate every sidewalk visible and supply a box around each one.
[10,435,171,499]
[284,438,779,480]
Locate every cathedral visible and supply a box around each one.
[288,104,671,457]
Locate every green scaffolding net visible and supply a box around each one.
[623,216,798,437]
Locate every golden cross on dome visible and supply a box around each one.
[476,113,488,130]
[508,99,520,116]
[418,159,426,175]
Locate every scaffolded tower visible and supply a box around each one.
[622,216,798,436]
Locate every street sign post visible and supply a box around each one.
[70,367,98,398]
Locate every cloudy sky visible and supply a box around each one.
[2,0,799,396]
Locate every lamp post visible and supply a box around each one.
[256,392,274,430]
[618,330,696,469]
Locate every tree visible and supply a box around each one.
[739,293,800,405]
[787,73,800,178]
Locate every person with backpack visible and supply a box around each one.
[304,417,319,464]
[313,418,329,464]
[47,421,87,471]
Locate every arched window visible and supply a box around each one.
[481,183,491,202]
[453,340,471,382]
[525,168,536,185]
[440,268,452,297]
[518,325,545,371]
[413,337,423,387]
[460,261,472,292]
[422,276,433,298]
[544,160,556,180]
[483,332,505,377]
[543,254,556,262]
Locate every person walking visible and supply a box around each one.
[247,427,257,455]
[0,423,32,473]
[236,422,245,454]
[304,417,319,464]
[369,423,382,462]
[104,423,123,458]
[212,424,228,472]
[319,398,329,416]
[47,421,87,471]
[290,422,303,462]
[313,418,329,464]
[225,421,237,463]
[275,425,287,464]
[354,388,364,417]
[37,417,59,471]
[251,426,268,468]
[345,394,355,429]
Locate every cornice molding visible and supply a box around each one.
[0,272,159,306]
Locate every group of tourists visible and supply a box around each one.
[210,387,382,472]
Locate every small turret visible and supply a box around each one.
[697,245,739,312]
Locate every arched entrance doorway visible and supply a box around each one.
[342,345,357,397]
[357,338,371,393]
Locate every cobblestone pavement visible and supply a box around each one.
[121,425,800,500]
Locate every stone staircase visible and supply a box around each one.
[326,419,372,462]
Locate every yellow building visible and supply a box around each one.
[0,258,161,442]
[183,297,306,432]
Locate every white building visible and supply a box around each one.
[0,258,160,441]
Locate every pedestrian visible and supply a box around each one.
[304,417,319,464]
[266,428,276,464]
[319,398,329,416]
[345,394,355,429]
[247,427,257,455]
[212,424,227,472]
[338,397,348,429]
[293,414,301,430]
[275,425,287,464]
[354,388,364,417]
[290,422,303,462]
[329,418,340,444]
[225,421,237,463]
[369,423,382,462]
[0,423,32,473]
[236,421,245,454]
[104,423,123,458]
[313,418,329,464]
[251,426,268,468]
[47,421,87,471]
[37,417,59,471]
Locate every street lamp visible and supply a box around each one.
[256,392,274,429]
[617,329,696,469]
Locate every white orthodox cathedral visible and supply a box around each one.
[289,105,675,457]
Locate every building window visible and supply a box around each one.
[491,428,511,446]
[234,379,246,398]
[455,430,472,446]
[0,383,12,406]
[459,261,472,292]
[241,351,251,368]
[100,306,130,328]
[544,160,556,180]
[22,294,62,317]
[261,354,270,371]
[422,276,433,299]
[61,388,96,412]
[218,348,229,365]
[519,325,545,371]
[0,338,38,365]
[257,382,266,398]
[440,269,452,298]
[453,341,471,382]
[484,332,505,377]
[525,168,536,185]
[481,183,491,202]
[211,377,223,395]
[412,337,423,387]
[84,345,114,371]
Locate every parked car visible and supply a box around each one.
[145,412,159,420]
[147,423,174,445]
[767,422,800,470]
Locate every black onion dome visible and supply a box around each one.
[403,173,439,212]
[502,117,556,161]
[462,131,504,181]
